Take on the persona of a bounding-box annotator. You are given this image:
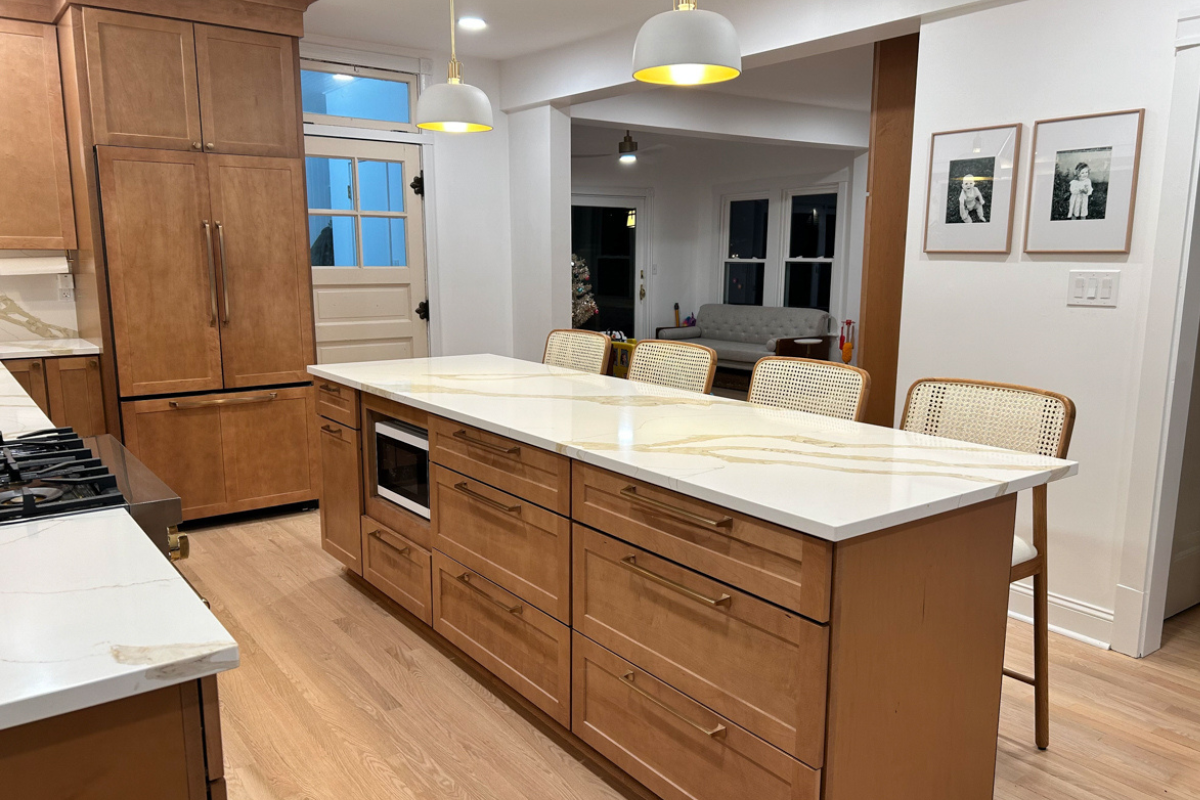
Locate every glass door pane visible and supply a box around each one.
[309,216,357,266]
[571,206,635,336]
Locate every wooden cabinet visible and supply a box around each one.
[317,417,362,575]
[97,147,313,398]
[83,8,298,157]
[45,357,107,436]
[315,381,358,428]
[0,20,76,249]
[97,147,223,397]
[194,25,299,157]
[363,516,433,624]
[5,359,51,417]
[207,155,313,387]
[122,386,316,520]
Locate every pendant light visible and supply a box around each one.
[632,1,741,86]
[618,131,638,164]
[416,0,493,133]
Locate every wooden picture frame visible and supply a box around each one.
[1023,109,1145,254]
[923,123,1022,254]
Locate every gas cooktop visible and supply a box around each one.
[0,428,126,522]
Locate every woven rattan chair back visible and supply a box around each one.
[748,357,871,421]
[627,340,718,394]
[542,329,612,374]
[900,378,1075,458]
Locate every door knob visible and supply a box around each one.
[639,285,646,300]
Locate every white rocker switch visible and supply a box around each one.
[1068,270,1119,308]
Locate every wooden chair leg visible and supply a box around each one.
[1033,566,1050,750]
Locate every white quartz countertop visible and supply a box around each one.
[310,354,1078,541]
[0,338,100,360]
[0,362,238,731]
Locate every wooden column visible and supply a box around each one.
[858,33,919,426]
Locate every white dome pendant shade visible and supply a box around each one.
[632,1,741,86]
[415,0,493,132]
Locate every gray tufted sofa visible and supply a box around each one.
[657,304,834,369]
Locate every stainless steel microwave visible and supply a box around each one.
[374,419,430,519]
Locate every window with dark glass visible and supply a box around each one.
[724,198,768,305]
[784,192,837,311]
[724,262,764,305]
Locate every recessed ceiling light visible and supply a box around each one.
[458,16,487,31]
[332,73,355,82]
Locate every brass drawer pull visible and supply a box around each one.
[620,486,734,531]
[452,429,520,455]
[368,528,409,556]
[216,221,231,324]
[170,392,278,409]
[620,555,731,608]
[319,383,341,395]
[456,571,523,614]
[620,672,727,739]
[320,424,342,436]
[453,481,520,515]
[202,220,218,325]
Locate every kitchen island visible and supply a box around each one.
[309,354,1076,800]
[0,360,238,799]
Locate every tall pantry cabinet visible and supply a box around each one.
[57,2,320,520]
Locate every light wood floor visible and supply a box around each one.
[178,509,1200,800]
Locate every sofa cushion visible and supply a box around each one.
[689,337,772,365]
[697,304,831,344]
[657,326,702,341]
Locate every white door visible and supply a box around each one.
[304,136,428,363]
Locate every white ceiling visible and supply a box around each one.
[702,45,874,112]
[303,0,662,61]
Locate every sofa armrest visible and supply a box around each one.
[656,326,702,340]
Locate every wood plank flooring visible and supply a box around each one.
[177,509,1200,800]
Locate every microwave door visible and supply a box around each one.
[376,421,431,519]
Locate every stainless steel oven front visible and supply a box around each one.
[374,419,430,519]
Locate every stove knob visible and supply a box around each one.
[168,528,190,562]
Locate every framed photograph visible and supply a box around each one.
[923,123,1022,254]
[1024,109,1145,254]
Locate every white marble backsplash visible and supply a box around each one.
[0,274,79,342]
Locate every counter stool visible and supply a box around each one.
[542,329,612,374]
[900,377,1076,750]
[749,357,871,421]
[627,340,717,394]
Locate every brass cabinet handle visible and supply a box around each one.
[87,358,99,369]
[620,672,727,738]
[170,392,278,409]
[191,141,201,150]
[456,571,522,614]
[452,429,520,455]
[368,528,409,557]
[216,221,230,324]
[205,142,215,151]
[619,486,733,531]
[619,555,731,608]
[320,423,342,436]
[202,220,218,325]
[319,383,341,395]
[453,481,520,515]
[30,361,41,372]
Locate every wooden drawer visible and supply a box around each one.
[572,462,832,622]
[573,525,828,767]
[432,465,571,622]
[430,416,569,515]
[363,516,432,625]
[573,634,820,800]
[318,419,362,575]
[431,551,571,727]
[316,380,358,429]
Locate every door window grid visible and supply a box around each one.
[307,156,409,268]
[300,59,417,133]
[723,196,769,306]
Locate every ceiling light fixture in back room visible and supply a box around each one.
[632,0,741,86]
[415,0,493,132]
[619,131,638,164]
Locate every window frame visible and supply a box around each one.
[779,184,846,314]
[719,191,775,306]
[300,59,418,134]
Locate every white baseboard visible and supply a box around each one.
[1007,582,1112,650]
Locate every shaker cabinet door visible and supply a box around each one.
[317,419,363,574]
[83,8,203,151]
[97,147,224,397]
[5,359,50,417]
[121,397,228,520]
[195,25,300,157]
[45,357,106,437]
[207,155,314,388]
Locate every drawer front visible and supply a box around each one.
[433,465,571,622]
[363,517,433,625]
[573,525,828,766]
[430,416,569,515]
[316,380,358,429]
[432,552,571,727]
[573,634,820,800]
[318,420,362,574]
[573,462,832,622]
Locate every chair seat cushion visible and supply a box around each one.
[1012,536,1038,567]
[690,337,773,365]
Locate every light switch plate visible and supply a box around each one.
[1068,269,1120,307]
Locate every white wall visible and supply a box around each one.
[897,0,1186,648]
[571,125,866,333]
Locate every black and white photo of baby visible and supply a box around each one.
[944,156,995,224]
[1051,146,1111,221]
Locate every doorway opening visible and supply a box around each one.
[570,198,647,340]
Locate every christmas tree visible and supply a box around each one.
[571,253,599,327]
